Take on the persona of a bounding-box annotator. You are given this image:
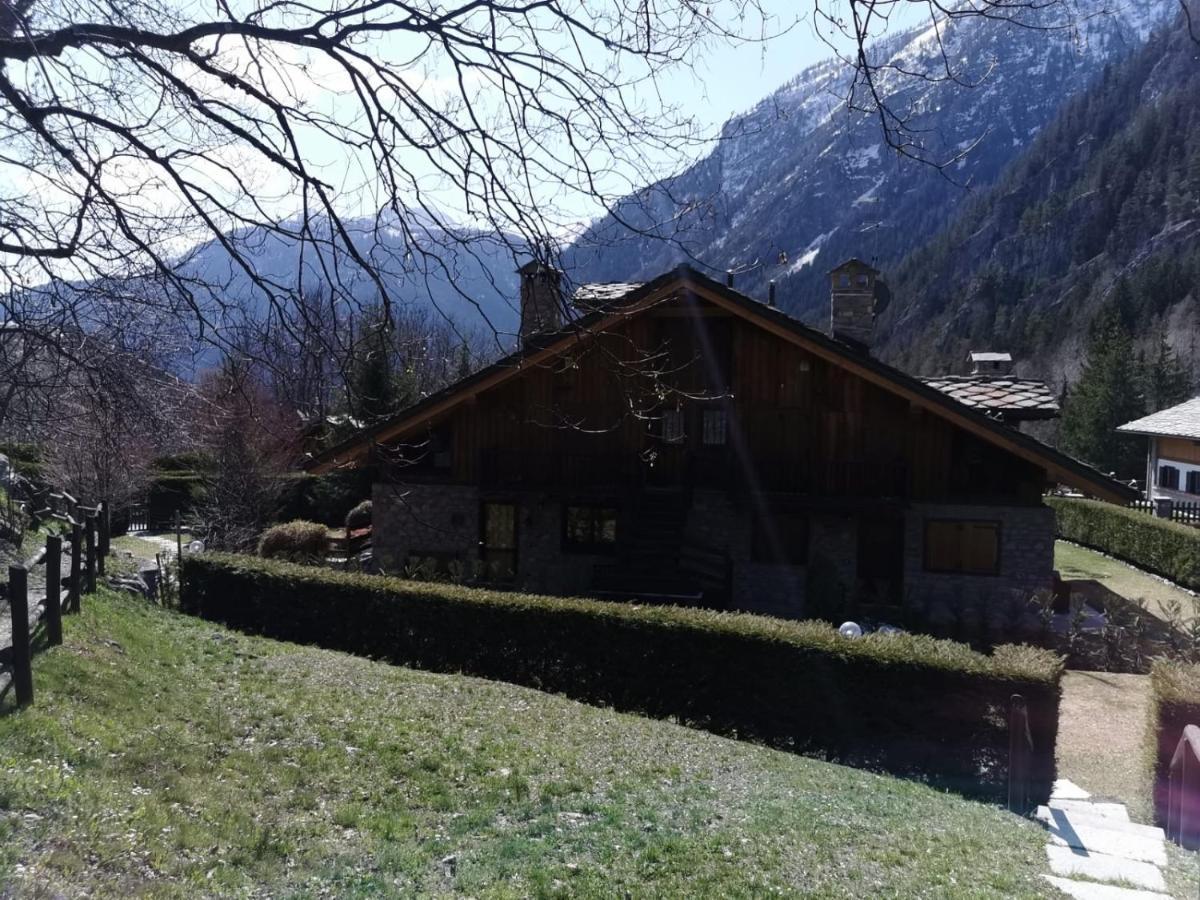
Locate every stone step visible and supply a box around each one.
[1036,806,1166,842]
[1049,800,1131,822]
[1045,846,1167,893]
[1052,779,1093,801]
[1041,875,1171,900]
[1045,826,1166,867]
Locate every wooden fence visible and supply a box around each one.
[1125,497,1200,527]
[1,496,109,708]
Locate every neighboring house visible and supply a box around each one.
[1117,398,1200,500]
[307,260,1133,618]
[919,352,1060,428]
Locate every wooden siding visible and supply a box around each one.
[380,294,1046,503]
[1158,436,1200,465]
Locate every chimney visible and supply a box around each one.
[518,260,562,346]
[969,351,1014,376]
[828,258,879,350]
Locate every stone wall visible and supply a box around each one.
[901,502,1055,612]
[372,483,601,594]
[372,483,480,575]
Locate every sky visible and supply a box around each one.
[650,1,929,133]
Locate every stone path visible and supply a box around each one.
[1040,779,1172,898]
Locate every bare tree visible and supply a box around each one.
[0,0,785,372]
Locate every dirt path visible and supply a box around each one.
[1056,670,1151,818]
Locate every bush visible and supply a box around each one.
[147,473,206,530]
[0,442,46,479]
[344,500,372,531]
[257,521,330,561]
[1145,659,1200,825]
[276,470,374,526]
[182,553,1065,801]
[1048,497,1200,590]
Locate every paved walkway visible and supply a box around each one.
[1040,778,1171,898]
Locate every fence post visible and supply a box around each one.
[69,521,82,612]
[98,499,109,577]
[1008,694,1030,814]
[45,533,62,647]
[85,512,97,594]
[8,565,33,707]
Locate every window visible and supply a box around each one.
[480,502,517,580]
[856,273,870,287]
[1160,465,1181,490]
[660,408,685,443]
[563,505,618,553]
[702,407,728,446]
[923,520,1000,575]
[752,513,808,565]
[1188,471,1200,495]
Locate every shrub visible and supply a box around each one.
[0,442,46,479]
[345,500,372,532]
[1145,659,1200,825]
[257,521,330,561]
[276,470,374,526]
[1047,497,1200,590]
[181,553,1065,801]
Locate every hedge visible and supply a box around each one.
[1047,497,1200,590]
[181,553,1064,801]
[257,520,329,561]
[1146,659,1200,826]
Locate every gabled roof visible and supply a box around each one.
[306,265,1135,504]
[919,376,1059,420]
[1117,397,1200,440]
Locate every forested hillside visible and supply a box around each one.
[566,3,1168,323]
[880,14,1200,385]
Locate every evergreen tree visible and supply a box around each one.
[1144,333,1193,412]
[1060,303,1146,479]
[347,304,400,423]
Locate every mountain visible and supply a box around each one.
[877,8,1200,384]
[176,211,526,341]
[566,2,1173,324]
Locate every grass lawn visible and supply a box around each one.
[0,590,1054,898]
[1055,540,1198,624]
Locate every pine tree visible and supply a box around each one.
[1144,333,1193,412]
[347,304,400,424]
[1060,302,1146,479]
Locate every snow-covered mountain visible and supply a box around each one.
[567,2,1174,320]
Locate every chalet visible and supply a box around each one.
[308,260,1134,617]
[1117,397,1200,500]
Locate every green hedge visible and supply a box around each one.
[1146,659,1200,826]
[1047,497,1200,590]
[181,553,1064,801]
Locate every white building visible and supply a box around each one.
[1118,397,1200,500]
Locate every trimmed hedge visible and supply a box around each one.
[1146,659,1200,825]
[1047,497,1200,590]
[181,553,1064,800]
[257,520,329,561]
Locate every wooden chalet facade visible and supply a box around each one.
[309,262,1134,617]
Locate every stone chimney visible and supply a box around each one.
[518,260,563,346]
[969,351,1014,376]
[828,258,879,350]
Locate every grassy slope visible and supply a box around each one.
[1055,540,1198,623]
[0,591,1053,898]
